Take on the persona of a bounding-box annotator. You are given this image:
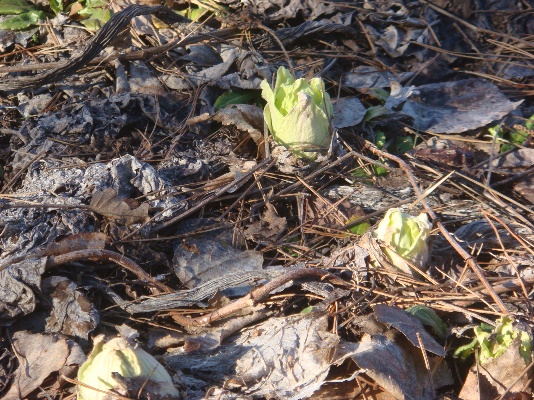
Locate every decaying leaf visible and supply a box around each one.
[89,188,149,225]
[42,232,108,256]
[399,79,522,133]
[514,174,534,204]
[459,336,532,399]
[0,257,47,322]
[332,96,367,129]
[4,331,85,400]
[42,276,100,340]
[412,138,474,168]
[373,304,445,357]
[212,104,265,146]
[173,219,264,293]
[348,333,451,400]
[343,66,414,90]
[492,148,534,169]
[243,202,287,244]
[165,313,345,398]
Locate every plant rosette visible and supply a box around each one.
[260,66,333,159]
[454,316,532,365]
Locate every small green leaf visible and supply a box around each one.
[453,338,478,360]
[406,305,447,340]
[488,125,503,140]
[393,136,414,154]
[373,165,388,176]
[301,306,313,314]
[374,130,386,149]
[214,90,258,110]
[84,0,108,7]
[364,106,389,121]
[367,87,389,102]
[509,128,529,146]
[0,9,45,29]
[453,317,532,365]
[0,0,37,15]
[176,5,208,21]
[78,8,111,30]
[348,221,371,235]
[49,0,62,15]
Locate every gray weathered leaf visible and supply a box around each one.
[374,304,445,357]
[42,276,100,340]
[165,314,342,399]
[400,79,522,133]
[332,97,366,128]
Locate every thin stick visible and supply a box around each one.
[171,268,348,326]
[482,211,529,303]
[150,157,273,233]
[258,24,295,76]
[46,249,171,294]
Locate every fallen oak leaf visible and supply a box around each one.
[4,332,86,400]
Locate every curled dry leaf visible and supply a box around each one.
[89,187,149,225]
[243,202,287,244]
[4,331,85,400]
[42,276,100,340]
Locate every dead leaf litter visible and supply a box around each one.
[1,0,534,398]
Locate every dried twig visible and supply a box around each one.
[46,249,172,294]
[150,157,274,234]
[171,267,349,326]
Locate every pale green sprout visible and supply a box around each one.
[454,316,532,365]
[260,66,333,158]
[372,208,432,275]
[77,336,181,400]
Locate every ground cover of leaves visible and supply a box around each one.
[1,0,534,399]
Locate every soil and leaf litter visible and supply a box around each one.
[0,0,534,398]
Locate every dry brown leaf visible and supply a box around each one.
[89,188,149,225]
[373,304,446,357]
[243,202,287,244]
[42,276,100,340]
[4,331,85,400]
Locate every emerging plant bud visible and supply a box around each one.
[454,316,532,365]
[260,66,333,158]
[77,335,181,400]
[372,208,432,274]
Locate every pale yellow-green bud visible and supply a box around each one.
[260,66,333,158]
[77,336,181,400]
[372,208,432,274]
